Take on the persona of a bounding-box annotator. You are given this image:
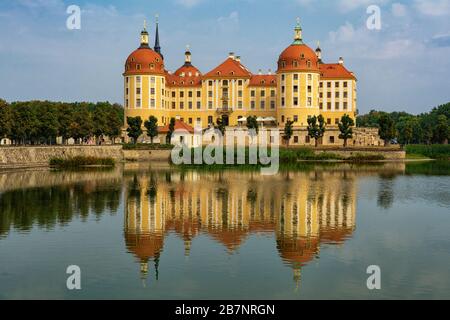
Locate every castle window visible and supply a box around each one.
[172,102,176,109]
[329,136,335,143]
[126,99,129,107]
[294,136,299,144]
[180,102,184,109]
[281,75,285,81]
[293,85,298,93]
[281,98,285,106]
[223,80,228,86]
[126,88,129,95]
[217,71,221,76]
[327,118,331,125]
[281,115,285,123]
[150,88,155,95]
[208,101,213,109]
[136,99,141,108]
[238,90,243,98]
[156,58,160,62]
[308,74,312,81]
[293,61,298,67]
[150,64,154,69]
[344,92,348,98]
[189,102,193,109]
[308,86,312,93]
[327,82,331,88]
[335,82,340,87]
[294,74,299,81]
[305,136,310,143]
[251,101,256,109]
[136,64,141,70]
[336,92,340,98]
[327,102,331,110]
[261,90,265,97]
[238,80,243,86]
[136,76,141,83]
[251,90,255,97]
[136,88,141,95]
[209,80,213,86]
[270,101,275,109]
[180,91,184,98]
[188,91,193,98]
[335,118,339,125]
[294,115,298,122]
[131,58,135,62]
[208,91,213,98]
[208,116,213,124]
[307,60,311,68]
[238,101,243,109]
[308,97,312,106]
[230,71,235,76]
[344,102,348,110]
[271,90,276,97]
[197,101,201,109]
[319,103,323,109]
[320,82,323,88]
[150,99,155,108]
[281,61,286,68]
[260,101,265,109]
[335,102,339,109]
[172,92,176,98]
[344,82,348,88]
[293,97,298,106]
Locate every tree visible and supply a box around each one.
[144,116,159,143]
[307,115,326,147]
[378,113,397,146]
[434,115,449,144]
[246,116,259,144]
[215,118,226,136]
[338,114,355,147]
[166,118,176,144]
[0,99,11,140]
[126,116,143,144]
[283,120,294,147]
[105,104,124,144]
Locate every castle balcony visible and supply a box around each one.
[216,107,234,114]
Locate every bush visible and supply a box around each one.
[346,153,385,162]
[50,156,115,168]
[405,145,450,160]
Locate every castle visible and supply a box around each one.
[123,18,382,147]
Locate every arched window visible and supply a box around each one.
[307,60,311,68]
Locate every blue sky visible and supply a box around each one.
[0,0,449,114]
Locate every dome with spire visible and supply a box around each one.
[124,21,165,76]
[174,46,202,78]
[277,19,319,73]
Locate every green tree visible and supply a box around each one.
[166,118,176,144]
[378,113,397,146]
[0,99,11,140]
[307,115,326,147]
[338,114,355,147]
[69,104,93,144]
[283,120,294,147]
[215,118,226,136]
[38,101,59,144]
[127,116,143,144]
[105,103,124,144]
[434,115,449,144]
[144,116,159,143]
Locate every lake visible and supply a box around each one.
[0,162,449,299]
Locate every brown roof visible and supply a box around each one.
[158,120,195,134]
[249,75,277,87]
[204,57,252,78]
[319,63,356,80]
[124,47,165,76]
[277,44,320,73]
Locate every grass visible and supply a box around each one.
[405,145,450,160]
[174,147,385,166]
[122,143,174,150]
[49,156,115,168]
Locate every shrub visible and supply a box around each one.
[50,156,115,168]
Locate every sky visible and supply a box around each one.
[0,0,449,114]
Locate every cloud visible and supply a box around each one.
[391,3,407,17]
[429,32,450,47]
[414,0,450,16]
[217,11,239,32]
[176,0,204,8]
[338,0,390,12]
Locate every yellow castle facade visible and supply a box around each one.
[123,19,359,140]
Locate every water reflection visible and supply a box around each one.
[123,169,359,286]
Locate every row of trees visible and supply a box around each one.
[282,114,355,147]
[357,102,449,145]
[0,99,123,145]
[126,116,175,144]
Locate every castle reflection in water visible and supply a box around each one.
[124,169,357,285]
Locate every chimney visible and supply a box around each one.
[228,52,235,60]
[339,57,344,65]
[235,56,241,62]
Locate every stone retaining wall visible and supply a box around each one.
[0,145,124,167]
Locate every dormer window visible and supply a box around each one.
[131,58,135,62]
[301,54,305,59]
[188,72,192,77]
[261,80,266,85]
[293,61,298,68]
[156,58,160,62]
[230,71,235,76]
[136,64,141,70]
[150,63,154,69]
[281,61,286,68]
[181,72,185,77]
[217,71,221,76]
[307,60,311,68]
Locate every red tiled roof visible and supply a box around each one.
[166,73,202,87]
[204,57,252,78]
[319,63,356,80]
[277,44,320,73]
[158,120,195,134]
[124,47,165,76]
[249,75,277,87]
